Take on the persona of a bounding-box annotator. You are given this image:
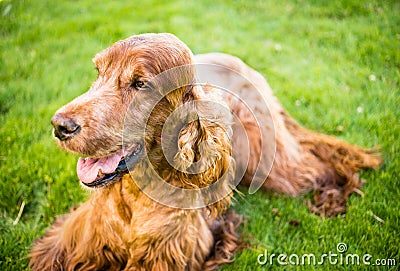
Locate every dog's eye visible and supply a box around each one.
[130,80,146,90]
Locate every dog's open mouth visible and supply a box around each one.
[77,142,143,188]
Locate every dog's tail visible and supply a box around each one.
[203,210,242,271]
[282,111,382,216]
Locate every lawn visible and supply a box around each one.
[0,0,399,270]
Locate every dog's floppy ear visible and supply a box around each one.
[175,86,232,175]
[174,86,234,190]
[162,66,193,110]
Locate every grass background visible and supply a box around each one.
[0,0,399,270]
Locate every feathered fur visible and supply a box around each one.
[30,33,380,270]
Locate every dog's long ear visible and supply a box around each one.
[173,86,235,213]
[161,65,195,110]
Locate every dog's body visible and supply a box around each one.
[30,34,380,271]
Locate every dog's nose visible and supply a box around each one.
[51,113,81,141]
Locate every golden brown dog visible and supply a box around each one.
[29,33,380,270]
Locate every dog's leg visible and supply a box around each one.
[282,111,382,217]
[29,214,70,271]
[125,210,215,271]
[29,197,129,270]
[202,209,242,271]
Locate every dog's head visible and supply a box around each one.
[51,33,233,204]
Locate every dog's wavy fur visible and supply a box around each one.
[30,33,381,270]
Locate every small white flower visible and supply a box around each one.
[336,125,344,132]
[357,106,363,113]
[369,74,376,81]
[295,100,301,106]
[274,44,282,51]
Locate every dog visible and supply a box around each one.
[29,33,381,270]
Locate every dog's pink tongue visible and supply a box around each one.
[77,151,123,184]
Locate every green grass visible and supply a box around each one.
[0,0,399,270]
